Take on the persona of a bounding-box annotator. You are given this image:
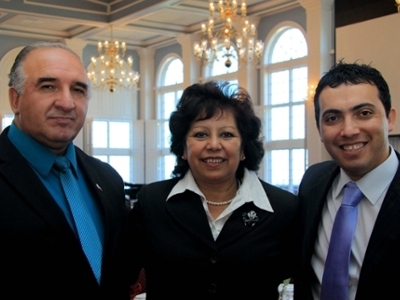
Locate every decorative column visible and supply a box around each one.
[177,33,201,85]
[300,0,335,165]
[237,61,258,105]
[60,38,87,60]
[237,16,260,105]
[137,47,156,120]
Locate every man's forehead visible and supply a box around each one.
[24,50,87,81]
[25,47,82,68]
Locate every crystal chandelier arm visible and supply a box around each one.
[241,1,246,17]
[88,23,140,92]
[193,0,263,68]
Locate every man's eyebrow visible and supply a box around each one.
[321,108,342,118]
[75,81,89,91]
[352,102,376,111]
[35,77,88,91]
[35,77,57,86]
[321,103,376,119]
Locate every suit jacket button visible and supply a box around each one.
[210,254,219,264]
[208,283,217,294]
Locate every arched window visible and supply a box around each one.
[1,115,13,131]
[262,25,308,194]
[0,47,23,132]
[155,56,184,180]
[90,119,135,182]
[85,72,140,184]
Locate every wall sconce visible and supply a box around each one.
[308,84,315,100]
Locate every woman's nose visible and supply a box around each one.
[206,135,222,149]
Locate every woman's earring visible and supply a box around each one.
[241,155,246,161]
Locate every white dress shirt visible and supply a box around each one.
[311,146,398,300]
[167,168,273,240]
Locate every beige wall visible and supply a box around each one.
[336,13,400,134]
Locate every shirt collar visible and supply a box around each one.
[239,168,274,212]
[167,168,274,212]
[167,169,203,200]
[334,145,398,205]
[8,122,78,177]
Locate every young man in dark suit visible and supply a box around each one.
[0,41,131,299]
[295,62,400,300]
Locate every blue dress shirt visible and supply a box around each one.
[7,123,104,245]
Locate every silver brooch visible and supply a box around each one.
[242,210,259,227]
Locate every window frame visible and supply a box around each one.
[152,54,184,181]
[261,22,308,194]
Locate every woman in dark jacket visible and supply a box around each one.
[129,81,298,299]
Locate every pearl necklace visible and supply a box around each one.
[206,199,233,206]
[205,180,240,206]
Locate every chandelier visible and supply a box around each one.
[88,25,140,92]
[193,0,264,68]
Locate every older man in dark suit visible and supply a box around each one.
[295,61,400,300]
[0,41,131,299]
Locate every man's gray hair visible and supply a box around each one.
[8,41,90,95]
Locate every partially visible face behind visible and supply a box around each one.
[9,47,90,155]
[183,110,244,187]
[318,83,396,181]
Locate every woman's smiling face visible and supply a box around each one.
[183,110,244,186]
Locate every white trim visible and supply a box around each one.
[0,47,24,115]
[260,22,308,193]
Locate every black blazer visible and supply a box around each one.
[295,154,400,299]
[0,127,131,300]
[129,176,298,300]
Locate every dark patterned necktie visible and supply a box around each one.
[54,156,102,283]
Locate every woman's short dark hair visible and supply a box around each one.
[169,81,264,179]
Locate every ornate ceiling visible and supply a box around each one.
[0,0,300,50]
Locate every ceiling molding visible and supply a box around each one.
[0,0,299,49]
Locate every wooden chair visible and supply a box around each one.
[130,268,146,299]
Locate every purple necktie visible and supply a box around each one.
[321,182,363,300]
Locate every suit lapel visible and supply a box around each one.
[166,190,216,248]
[301,163,339,263]
[0,131,74,232]
[75,150,120,246]
[359,167,400,283]
[76,151,108,209]
[75,148,126,218]
[216,202,270,247]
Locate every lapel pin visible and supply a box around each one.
[96,183,103,191]
[242,210,259,227]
